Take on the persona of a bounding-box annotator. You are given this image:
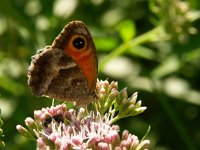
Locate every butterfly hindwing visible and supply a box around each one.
[28,21,98,105]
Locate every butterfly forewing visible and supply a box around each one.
[27,21,98,105]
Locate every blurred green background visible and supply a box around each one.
[0,0,200,149]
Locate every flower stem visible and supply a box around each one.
[111,115,121,124]
[99,25,165,71]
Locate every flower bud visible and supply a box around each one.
[0,140,5,147]
[110,81,118,89]
[25,117,37,130]
[99,87,106,96]
[135,107,147,114]
[0,129,3,135]
[135,100,142,107]
[137,140,150,149]
[97,142,109,150]
[121,88,128,99]
[34,110,42,121]
[110,89,118,99]
[16,125,32,138]
[102,80,109,87]
[37,138,46,149]
[122,130,129,140]
[129,92,137,104]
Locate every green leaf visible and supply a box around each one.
[117,20,136,42]
[94,38,118,51]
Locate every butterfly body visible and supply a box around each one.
[28,21,98,105]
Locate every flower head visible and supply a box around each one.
[150,0,200,43]
[17,80,150,149]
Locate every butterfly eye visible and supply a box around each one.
[72,37,85,49]
[70,35,87,51]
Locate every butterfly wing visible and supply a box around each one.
[52,21,98,92]
[28,21,98,105]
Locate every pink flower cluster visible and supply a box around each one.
[16,80,150,150]
[17,104,149,150]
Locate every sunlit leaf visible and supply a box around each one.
[117,20,136,42]
[94,38,118,51]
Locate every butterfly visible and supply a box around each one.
[27,21,98,105]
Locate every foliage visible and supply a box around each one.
[0,0,200,149]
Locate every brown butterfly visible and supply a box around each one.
[27,21,98,105]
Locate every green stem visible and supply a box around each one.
[111,115,121,123]
[99,25,164,71]
[141,126,151,141]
